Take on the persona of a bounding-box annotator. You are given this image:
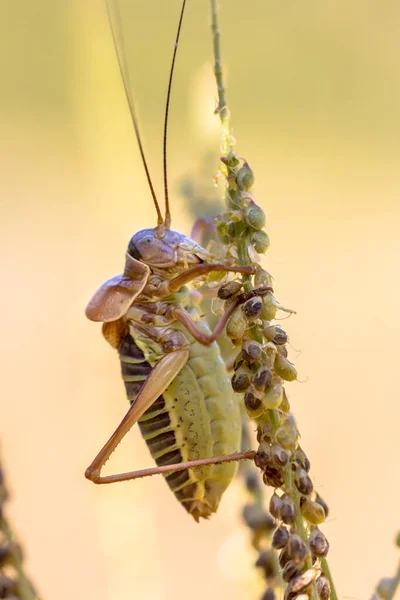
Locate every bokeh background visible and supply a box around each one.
[1,1,400,599]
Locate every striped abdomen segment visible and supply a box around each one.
[119,334,194,504]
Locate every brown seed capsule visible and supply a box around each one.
[255,549,277,578]
[231,372,251,392]
[272,524,289,549]
[269,492,282,518]
[243,503,275,531]
[218,280,243,299]
[262,379,284,410]
[257,423,272,444]
[271,444,289,467]
[0,543,13,568]
[246,204,266,230]
[316,575,331,600]
[277,344,288,357]
[283,560,303,582]
[251,230,270,254]
[287,533,308,562]
[263,466,284,488]
[295,469,313,495]
[290,568,318,593]
[245,391,264,418]
[245,470,261,494]
[255,442,271,470]
[244,296,263,321]
[275,353,298,382]
[253,367,273,391]
[263,325,288,345]
[261,588,276,600]
[227,308,247,340]
[279,546,291,568]
[315,493,329,517]
[243,339,264,362]
[301,498,326,525]
[280,494,297,524]
[308,528,329,557]
[295,448,311,472]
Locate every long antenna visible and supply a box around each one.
[163,0,187,228]
[106,0,164,227]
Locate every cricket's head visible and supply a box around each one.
[127,227,213,270]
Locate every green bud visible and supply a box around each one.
[218,280,242,299]
[300,498,326,525]
[262,379,283,410]
[251,230,270,254]
[260,293,277,321]
[280,388,291,413]
[276,420,298,450]
[227,309,247,340]
[245,204,266,230]
[255,268,273,288]
[263,325,288,345]
[275,353,297,381]
[236,164,255,191]
[277,344,288,357]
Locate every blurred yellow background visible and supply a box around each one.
[1,1,400,599]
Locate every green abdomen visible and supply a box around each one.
[119,330,241,521]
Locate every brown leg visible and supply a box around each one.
[167,263,256,293]
[190,218,216,245]
[172,287,273,346]
[85,349,189,483]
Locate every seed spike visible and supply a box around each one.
[163,0,187,228]
[106,0,163,226]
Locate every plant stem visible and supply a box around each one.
[386,560,400,600]
[321,557,339,600]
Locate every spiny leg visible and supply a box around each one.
[190,217,216,245]
[167,263,256,293]
[172,286,273,346]
[85,348,189,483]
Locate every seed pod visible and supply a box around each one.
[277,344,288,357]
[280,388,291,413]
[251,230,270,254]
[0,543,13,568]
[287,533,307,562]
[243,339,263,362]
[245,391,264,418]
[294,469,313,495]
[244,296,263,321]
[263,466,284,488]
[243,503,275,532]
[316,575,331,600]
[257,423,272,444]
[269,492,282,518]
[279,546,291,568]
[260,293,277,321]
[236,164,255,191]
[261,588,276,600]
[216,220,234,244]
[280,494,297,524]
[301,498,326,525]
[246,204,266,230]
[227,308,247,340]
[218,280,242,299]
[253,366,273,392]
[255,442,271,470]
[255,549,277,578]
[283,560,303,582]
[290,568,318,593]
[272,525,289,549]
[275,353,297,382]
[255,268,273,288]
[264,325,288,345]
[295,448,311,472]
[315,493,329,517]
[271,444,289,467]
[245,470,260,495]
[262,379,284,410]
[276,421,298,450]
[309,528,329,558]
[231,371,251,393]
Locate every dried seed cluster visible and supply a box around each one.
[215,155,333,600]
[0,461,39,600]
